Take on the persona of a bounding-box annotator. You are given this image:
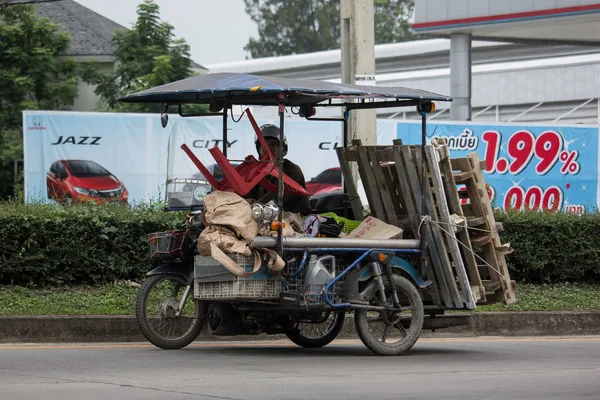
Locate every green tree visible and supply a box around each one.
[91,0,196,113]
[0,4,91,198]
[374,0,415,44]
[243,0,415,58]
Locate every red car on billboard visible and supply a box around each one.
[306,167,342,195]
[46,159,128,204]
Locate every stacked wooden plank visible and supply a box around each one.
[437,141,517,305]
[336,139,516,309]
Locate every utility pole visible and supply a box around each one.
[341,0,377,147]
[341,0,376,214]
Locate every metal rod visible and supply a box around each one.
[277,103,285,255]
[284,248,421,253]
[552,98,595,123]
[175,285,192,317]
[472,105,493,119]
[343,110,350,218]
[427,108,447,121]
[251,237,421,249]
[420,109,428,284]
[323,249,373,309]
[305,117,346,122]
[344,99,419,110]
[343,111,349,149]
[507,102,543,123]
[421,110,427,218]
[222,106,228,158]
[290,251,309,278]
[386,109,404,120]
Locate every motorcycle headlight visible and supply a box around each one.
[262,203,279,221]
[251,203,264,221]
[74,186,91,196]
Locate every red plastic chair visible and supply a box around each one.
[180,108,311,197]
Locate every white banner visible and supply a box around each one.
[23,110,397,205]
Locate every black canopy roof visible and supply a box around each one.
[117,73,452,108]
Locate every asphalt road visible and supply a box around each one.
[1,337,599,400]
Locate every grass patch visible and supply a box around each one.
[0,283,598,315]
[475,283,600,312]
[0,284,138,315]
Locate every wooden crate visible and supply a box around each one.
[447,150,517,305]
[336,139,516,308]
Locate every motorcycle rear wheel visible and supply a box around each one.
[354,275,424,356]
[285,311,345,348]
[136,274,206,349]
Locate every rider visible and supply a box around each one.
[245,124,312,215]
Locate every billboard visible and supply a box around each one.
[397,121,599,213]
[23,110,397,205]
[24,111,599,213]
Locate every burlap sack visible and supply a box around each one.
[199,191,285,277]
[203,191,258,242]
[197,225,261,278]
[197,226,285,277]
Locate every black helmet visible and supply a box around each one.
[255,124,288,156]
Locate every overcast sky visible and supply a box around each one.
[75,0,257,67]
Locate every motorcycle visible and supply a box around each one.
[122,72,474,356]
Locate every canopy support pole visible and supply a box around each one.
[420,105,428,282]
[222,107,228,157]
[277,101,285,254]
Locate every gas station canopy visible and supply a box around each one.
[413,1,600,45]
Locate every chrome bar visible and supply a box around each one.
[251,236,421,249]
[175,285,192,317]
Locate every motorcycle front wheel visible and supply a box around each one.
[135,274,206,349]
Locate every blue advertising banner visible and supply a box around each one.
[397,121,600,213]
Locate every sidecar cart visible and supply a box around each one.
[120,73,516,356]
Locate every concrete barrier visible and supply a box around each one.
[1,312,599,343]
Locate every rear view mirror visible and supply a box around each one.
[160,104,169,128]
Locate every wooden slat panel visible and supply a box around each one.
[466,217,486,227]
[483,280,502,292]
[426,145,475,309]
[404,147,456,308]
[466,153,516,304]
[453,153,516,305]
[357,145,386,221]
[392,147,441,306]
[382,163,406,218]
[336,147,364,220]
[450,158,472,171]
[434,141,486,302]
[452,171,473,184]
[368,147,399,226]
[396,146,447,307]
[470,235,491,246]
[413,148,463,309]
